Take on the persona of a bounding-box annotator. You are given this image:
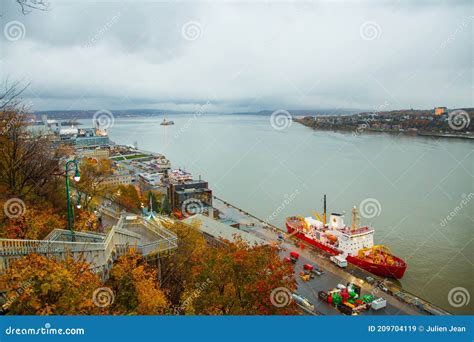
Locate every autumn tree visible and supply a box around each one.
[185,235,298,315]
[111,184,142,213]
[158,219,207,307]
[0,200,65,239]
[75,158,113,210]
[0,109,60,198]
[107,249,169,315]
[0,254,103,315]
[73,209,99,233]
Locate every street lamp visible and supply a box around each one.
[65,159,80,241]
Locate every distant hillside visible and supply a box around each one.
[35,108,365,119]
[232,109,364,116]
[35,107,473,120]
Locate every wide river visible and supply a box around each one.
[99,114,472,314]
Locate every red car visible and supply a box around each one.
[289,251,299,263]
[290,251,299,259]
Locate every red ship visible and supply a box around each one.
[285,196,407,279]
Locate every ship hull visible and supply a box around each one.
[287,224,339,256]
[286,222,407,279]
[346,255,407,279]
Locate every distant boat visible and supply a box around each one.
[160,116,174,126]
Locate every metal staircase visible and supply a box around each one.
[0,213,178,280]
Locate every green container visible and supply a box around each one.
[363,294,374,303]
[332,293,342,305]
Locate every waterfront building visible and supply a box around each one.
[138,172,163,191]
[434,107,447,116]
[102,173,133,187]
[55,127,110,147]
[168,180,212,215]
[168,168,192,183]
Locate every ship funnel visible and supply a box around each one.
[330,214,344,229]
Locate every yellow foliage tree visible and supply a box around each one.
[0,254,103,315]
[107,249,169,315]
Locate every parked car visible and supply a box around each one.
[377,282,388,292]
[365,276,376,284]
[289,251,299,263]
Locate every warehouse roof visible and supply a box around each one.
[182,214,268,246]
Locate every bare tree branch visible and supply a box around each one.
[15,0,50,15]
[0,80,29,111]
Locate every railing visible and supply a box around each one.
[0,213,178,276]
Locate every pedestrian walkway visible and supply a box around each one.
[0,213,178,280]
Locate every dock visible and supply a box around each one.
[211,196,452,316]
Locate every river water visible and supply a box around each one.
[96,114,472,314]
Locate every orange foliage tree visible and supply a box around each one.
[0,201,65,240]
[107,249,169,315]
[112,184,142,213]
[0,254,102,315]
[186,236,298,315]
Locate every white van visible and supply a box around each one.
[330,255,348,268]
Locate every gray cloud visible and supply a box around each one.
[1,0,472,112]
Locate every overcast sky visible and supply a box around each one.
[0,0,472,113]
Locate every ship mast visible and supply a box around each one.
[323,194,327,226]
[351,206,359,231]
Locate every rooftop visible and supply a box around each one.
[182,214,268,246]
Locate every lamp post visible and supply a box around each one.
[65,160,81,241]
